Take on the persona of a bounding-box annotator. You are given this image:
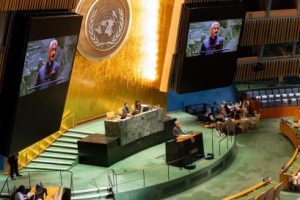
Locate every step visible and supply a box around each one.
[33,157,74,166]
[73,187,110,195]
[71,192,112,200]
[40,152,77,160]
[63,132,89,139]
[68,128,98,135]
[57,137,79,144]
[46,147,78,155]
[26,163,70,171]
[52,142,78,149]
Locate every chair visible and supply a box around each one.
[264,187,275,200]
[266,90,273,95]
[106,111,116,120]
[259,90,266,95]
[238,120,249,134]
[279,89,286,96]
[293,88,299,94]
[291,98,297,106]
[246,91,254,99]
[255,191,266,200]
[249,113,260,129]
[282,98,288,107]
[273,182,284,200]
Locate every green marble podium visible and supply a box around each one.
[104,108,164,145]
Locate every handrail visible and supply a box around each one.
[223,177,273,200]
[279,119,300,190]
[281,148,299,173]
[18,112,75,170]
[218,134,229,156]
[0,169,74,197]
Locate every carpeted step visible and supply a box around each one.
[40,152,77,160]
[52,142,78,149]
[63,132,89,139]
[67,128,97,135]
[26,163,70,171]
[57,137,79,144]
[46,147,78,154]
[71,192,113,200]
[72,187,110,195]
[33,157,74,165]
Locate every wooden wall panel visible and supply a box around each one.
[184,0,238,3]
[0,0,77,11]
[241,17,300,46]
[235,58,300,82]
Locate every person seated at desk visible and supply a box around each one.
[13,185,32,200]
[133,99,142,114]
[224,103,231,116]
[173,120,187,137]
[121,103,130,119]
[232,109,241,120]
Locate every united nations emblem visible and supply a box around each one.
[76,0,131,60]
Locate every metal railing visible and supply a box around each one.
[106,139,235,194]
[0,169,74,198]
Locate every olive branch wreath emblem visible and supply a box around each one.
[88,8,125,49]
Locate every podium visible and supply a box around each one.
[165,132,204,167]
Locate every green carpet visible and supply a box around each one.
[0,115,299,200]
[164,118,295,200]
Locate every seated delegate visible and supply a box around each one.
[121,102,131,119]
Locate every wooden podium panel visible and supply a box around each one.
[165,132,204,167]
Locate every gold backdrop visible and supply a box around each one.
[64,0,175,123]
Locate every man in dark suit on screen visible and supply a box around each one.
[200,21,224,55]
[35,39,60,90]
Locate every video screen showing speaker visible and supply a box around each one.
[19,35,78,97]
[0,12,82,156]
[171,2,246,93]
[186,19,243,57]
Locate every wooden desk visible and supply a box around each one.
[166,132,204,167]
[30,186,61,200]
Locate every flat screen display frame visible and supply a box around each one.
[171,3,246,94]
[0,12,82,156]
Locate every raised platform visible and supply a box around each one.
[0,111,236,200]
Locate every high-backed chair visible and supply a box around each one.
[264,187,275,200]
[249,113,261,129]
[255,191,266,200]
[273,182,284,200]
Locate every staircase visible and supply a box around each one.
[21,129,115,199]
[23,129,96,171]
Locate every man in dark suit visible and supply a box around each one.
[200,21,224,55]
[35,39,60,90]
[173,120,185,137]
[8,153,21,180]
[121,102,130,119]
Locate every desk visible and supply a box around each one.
[166,132,204,167]
[105,108,164,145]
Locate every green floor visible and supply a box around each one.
[0,113,299,199]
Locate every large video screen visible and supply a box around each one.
[20,35,78,97]
[0,12,82,156]
[170,3,246,94]
[186,19,243,57]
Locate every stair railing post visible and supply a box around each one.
[60,171,63,186]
